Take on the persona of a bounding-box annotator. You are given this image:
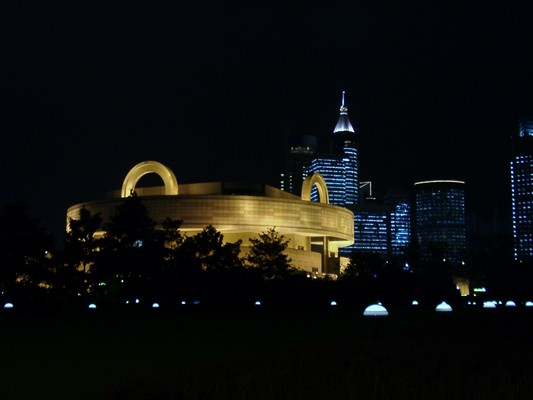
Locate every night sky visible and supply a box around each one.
[2,3,533,244]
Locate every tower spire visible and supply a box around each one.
[340,91,347,113]
[334,90,355,133]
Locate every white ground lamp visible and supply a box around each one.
[435,302,452,312]
[363,304,389,316]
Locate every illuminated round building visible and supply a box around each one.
[66,161,354,274]
[414,180,466,264]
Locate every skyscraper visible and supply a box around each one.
[384,187,411,257]
[352,201,389,254]
[414,180,466,264]
[280,133,317,194]
[309,157,346,205]
[511,117,533,261]
[309,91,358,208]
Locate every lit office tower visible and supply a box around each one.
[511,117,533,261]
[384,187,411,257]
[352,202,389,254]
[280,133,317,194]
[309,91,358,207]
[414,180,466,264]
[309,157,346,204]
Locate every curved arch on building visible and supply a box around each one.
[121,161,178,198]
[301,173,329,204]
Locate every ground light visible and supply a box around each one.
[330,301,337,306]
[435,302,452,312]
[526,301,533,307]
[483,301,497,309]
[411,300,419,306]
[3,303,14,309]
[88,304,97,309]
[363,304,389,316]
[254,301,261,306]
[506,301,516,307]
[152,303,160,308]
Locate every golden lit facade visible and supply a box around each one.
[66,161,354,274]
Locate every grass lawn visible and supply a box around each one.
[1,306,533,399]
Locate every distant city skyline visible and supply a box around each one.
[2,3,532,244]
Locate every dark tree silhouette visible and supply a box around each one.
[103,195,158,249]
[246,228,295,280]
[180,225,242,272]
[91,196,165,299]
[47,207,104,301]
[0,202,53,301]
[64,207,103,273]
[341,251,384,282]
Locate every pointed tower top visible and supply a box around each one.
[334,91,355,133]
[340,91,348,114]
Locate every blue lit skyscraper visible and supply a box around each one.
[511,117,533,261]
[352,202,389,254]
[414,180,466,264]
[334,92,358,207]
[309,157,346,205]
[309,91,358,208]
[384,187,411,257]
[341,182,390,256]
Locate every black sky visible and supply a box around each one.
[2,2,533,243]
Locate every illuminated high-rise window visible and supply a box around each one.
[511,117,533,261]
[414,180,466,264]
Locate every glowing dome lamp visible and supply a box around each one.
[483,301,497,309]
[363,304,389,317]
[3,303,14,309]
[435,302,452,312]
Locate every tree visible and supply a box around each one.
[48,207,104,300]
[0,202,54,297]
[103,195,158,249]
[91,196,164,298]
[180,225,242,272]
[341,251,384,282]
[246,228,295,280]
[63,207,103,273]
[161,217,184,251]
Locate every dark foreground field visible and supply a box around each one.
[1,306,533,400]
